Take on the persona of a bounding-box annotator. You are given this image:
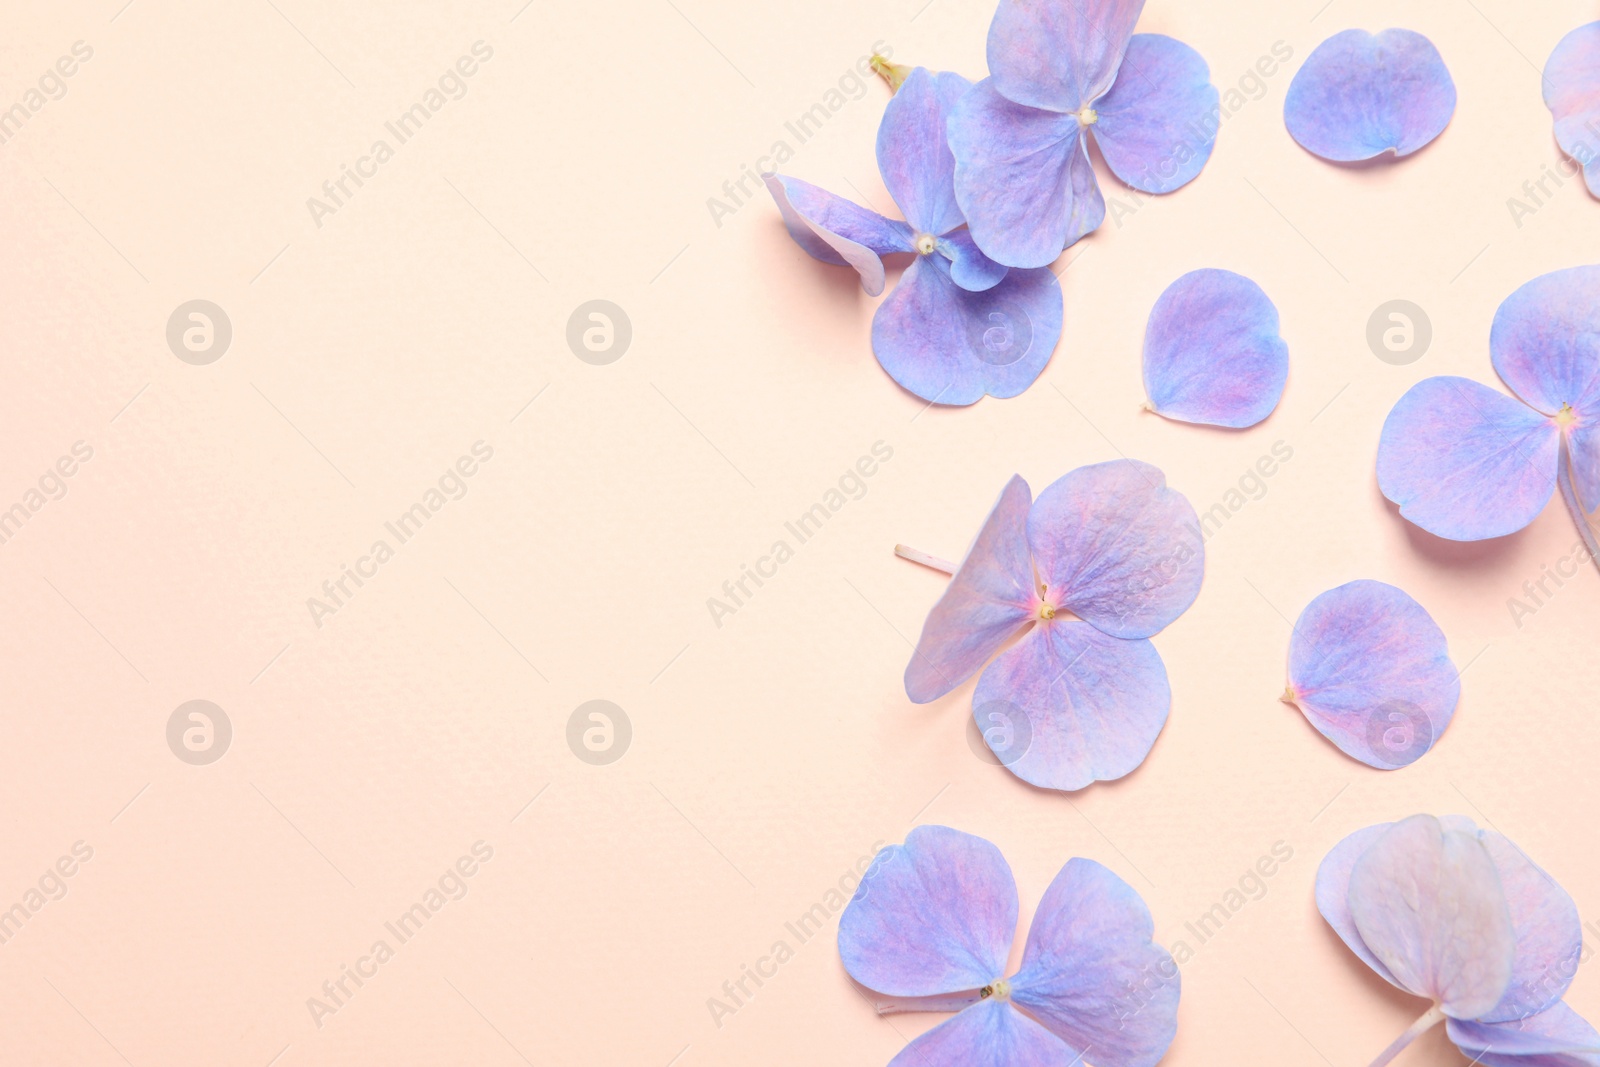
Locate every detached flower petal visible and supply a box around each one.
[1142,268,1288,428]
[1284,28,1456,162]
[1544,23,1600,200]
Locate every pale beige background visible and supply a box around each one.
[1,0,1597,1064]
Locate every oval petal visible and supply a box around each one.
[1142,268,1288,428]
[762,173,912,296]
[1544,22,1600,200]
[986,0,1145,113]
[1448,1001,1600,1067]
[877,67,973,237]
[1092,34,1220,194]
[1315,821,1405,989]
[1284,28,1456,161]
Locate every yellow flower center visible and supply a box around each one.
[1075,107,1098,126]
[979,978,1012,1000]
[1555,403,1578,429]
[914,233,938,256]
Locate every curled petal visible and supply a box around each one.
[972,622,1171,792]
[762,173,912,296]
[1544,23,1600,200]
[1315,821,1404,989]
[1286,580,1458,769]
[1093,34,1220,194]
[905,476,1036,703]
[1027,460,1204,639]
[1448,1001,1600,1067]
[986,0,1146,113]
[1142,268,1288,428]
[1348,814,1515,1019]
[1010,858,1179,1067]
[838,826,1018,999]
[1284,28,1456,161]
[1490,265,1600,420]
[877,67,973,237]
[1475,828,1583,1023]
[871,255,1062,406]
[884,999,1079,1067]
[949,80,1103,269]
[1377,376,1561,541]
[939,229,1009,293]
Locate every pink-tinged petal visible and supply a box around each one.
[1010,858,1180,1067]
[1474,829,1583,1023]
[949,80,1103,269]
[877,67,973,237]
[1315,822,1404,989]
[906,476,1036,703]
[1283,29,1456,162]
[1347,814,1515,1019]
[1092,34,1221,194]
[938,229,1009,293]
[838,826,1018,998]
[1544,23,1600,200]
[987,0,1146,112]
[884,999,1080,1067]
[1490,265,1600,418]
[1567,427,1600,528]
[1376,376,1561,541]
[1027,460,1204,639]
[871,255,1062,406]
[1287,580,1458,769]
[762,173,913,297]
[1449,1001,1600,1067]
[972,622,1170,792]
[1142,268,1288,428]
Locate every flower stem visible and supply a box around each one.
[1367,1005,1445,1067]
[894,544,956,575]
[870,53,912,93]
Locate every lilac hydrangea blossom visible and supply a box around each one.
[903,460,1202,791]
[1282,580,1458,769]
[946,0,1221,268]
[1544,23,1600,199]
[765,66,1063,406]
[839,826,1179,1067]
[1376,265,1600,566]
[1317,815,1598,1067]
[1284,29,1456,162]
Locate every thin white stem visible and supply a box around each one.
[1367,1005,1445,1067]
[894,544,956,575]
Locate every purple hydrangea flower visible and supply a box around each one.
[1142,268,1288,428]
[946,0,1221,268]
[1544,23,1600,199]
[1284,29,1456,163]
[903,460,1202,791]
[1376,265,1600,564]
[1317,814,1598,1067]
[1281,580,1458,770]
[765,66,1063,406]
[839,825,1179,1067]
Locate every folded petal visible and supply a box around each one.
[1142,268,1288,428]
[986,0,1145,112]
[972,622,1171,792]
[1449,1001,1600,1067]
[1544,22,1600,200]
[1027,460,1204,639]
[1286,580,1458,769]
[1348,814,1515,1019]
[877,67,973,237]
[885,999,1080,1067]
[1376,376,1561,540]
[872,255,1062,406]
[1092,34,1220,194]
[1010,858,1180,1067]
[949,80,1104,269]
[1490,265,1600,419]
[1315,821,1404,989]
[1475,829,1583,1023]
[906,476,1037,703]
[838,826,1018,998]
[763,173,913,297]
[1284,28,1456,161]
[939,229,1009,293]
